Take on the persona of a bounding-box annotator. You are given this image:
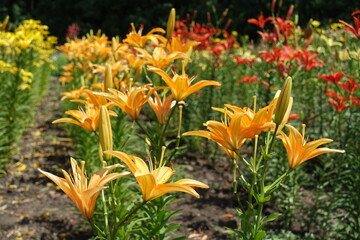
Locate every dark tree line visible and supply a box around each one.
[0,0,358,43]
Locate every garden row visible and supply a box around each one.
[1,6,359,239]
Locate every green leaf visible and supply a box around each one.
[264,213,282,223]
[255,230,266,240]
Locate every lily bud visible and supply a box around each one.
[274,76,292,126]
[0,16,9,31]
[166,8,176,39]
[304,19,313,40]
[99,106,113,161]
[104,64,113,93]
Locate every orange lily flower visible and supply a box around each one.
[124,25,165,48]
[148,91,174,124]
[90,61,128,78]
[148,66,221,102]
[166,35,199,54]
[52,103,116,132]
[183,101,277,155]
[183,112,247,153]
[95,85,160,120]
[277,124,345,169]
[126,51,145,69]
[221,102,277,139]
[105,151,209,201]
[136,46,186,69]
[61,86,87,101]
[82,89,113,108]
[39,158,130,219]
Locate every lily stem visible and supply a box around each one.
[101,188,110,239]
[115,200,148,230]
[88,218,106,238]
[135,118,155,144]
[167,105,183,161]
[156,102,178,159]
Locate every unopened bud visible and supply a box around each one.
[166,8,176,39]
[304,19,313,40]
[145,137,151,146]
[104,64,113,93]
[286,5,294,20]
[184,46,193,67]
[274,76,292,126]
[271,0,277,13]
[99,106,113,161]
[0,16,9,31]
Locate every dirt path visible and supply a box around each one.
[0,79,91,240]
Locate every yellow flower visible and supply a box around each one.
[277,124,345,169]
[349,49,360,61]
[19,69,33,83]
[148,91,174,124]
[311,20,321,28]
[105,151,209,201]
[337,49,350,61]
[330,23,345,30]
[148,65,221,102]
[95,85,159,120]
[136,46,186,69]
[38,158,130,219]
[320,35,342,47]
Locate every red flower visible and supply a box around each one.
[232,55,255,66]
[296,50,325,71]
[173,19,238,57]
[338,77,360,95]
[339,10,360,38]
[238,75,259,84]
[261,80,270,88]
[259,46,299,76]
[326,90,350,112]
[248,12,272,28]
[288,113,300,121]
[257,31,278,44]
[316,71,346,84]
[350,96,360,106]
[65,23,80,39]
[272,17,295,43]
